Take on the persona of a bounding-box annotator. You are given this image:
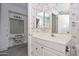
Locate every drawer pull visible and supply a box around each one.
[41,47,43,48]
[66,46,70,52]
[36,48,38,50]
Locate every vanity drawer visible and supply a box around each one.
[44,48,57,56]
[44,46,65,56]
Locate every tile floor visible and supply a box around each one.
[0,43,28,56]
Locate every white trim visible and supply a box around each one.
[28,3,32,56]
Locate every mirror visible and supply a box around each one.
[35,4,70,34]
[36,11,50,32]
[52,14,69,34]
[35,11,69,34]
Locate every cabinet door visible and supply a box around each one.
[31,45,38,56]
[31,51,38,56]
[39,46,44,56]
[35,43,44,56]
[31,42,44,56]
[44,47,57,56]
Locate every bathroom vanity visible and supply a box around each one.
[31,32,71,56]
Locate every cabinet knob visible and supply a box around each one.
[66,46,70,52]
[36,48,38,50]
[41,47,43,48]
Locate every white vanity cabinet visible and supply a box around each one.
[31,36,71,56]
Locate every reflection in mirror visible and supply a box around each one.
[36,11,50,32]
[44,13,50,29]
[52,14,69,34]
[52,14,58,33]
[36,11,44,30]
[52,3,70,34]
[58,15,69,33]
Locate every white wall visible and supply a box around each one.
[58,15,69,33]
[0,3,28,51]
[70,4,79,55]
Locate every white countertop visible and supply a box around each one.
[32,32,71,45]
